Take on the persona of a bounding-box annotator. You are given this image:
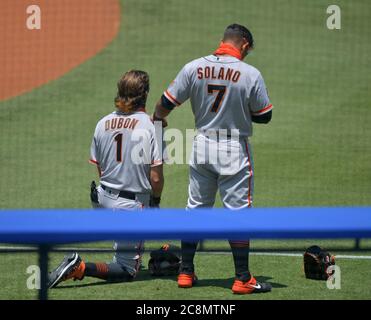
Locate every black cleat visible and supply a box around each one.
[47,253,85,288]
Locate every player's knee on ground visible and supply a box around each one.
[113,240,144,277]
[106,262,134,282]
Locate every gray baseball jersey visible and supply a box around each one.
[90,110,162,193]
[164,55,272,137]
[164,54,272,209]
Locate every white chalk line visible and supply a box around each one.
[1,246,371,260]
[200,251,371,260]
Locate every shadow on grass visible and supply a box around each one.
[196,276,287,290]
[55,280,111,289]
[55,272,287,291]
[55,271,175,289]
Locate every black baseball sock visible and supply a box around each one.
[180,241,198,274]
[85,262,133,282]
[229,240,251,282]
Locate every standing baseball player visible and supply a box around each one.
[48,70,164,288]
[153,24,273,294]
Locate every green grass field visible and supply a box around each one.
[1,248,371,300]
[1,0,371,299]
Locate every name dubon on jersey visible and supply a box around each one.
[90,111,162,193]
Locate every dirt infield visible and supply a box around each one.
[0,0,120,101]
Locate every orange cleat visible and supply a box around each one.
[177,273,198,288]
[232,275,272,294]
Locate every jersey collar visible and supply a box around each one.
[115,107,146,115]
[214,42,242,60]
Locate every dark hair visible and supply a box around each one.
[115,70,149,113]
[223,23,254,48]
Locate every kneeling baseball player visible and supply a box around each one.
[48,70,164,288]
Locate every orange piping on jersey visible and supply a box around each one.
[89,159,99,165]
[89,159,102,177]
[164,90,181,106]
[244,140,253,208]
[214,42,242,60]
[252,104,273,116]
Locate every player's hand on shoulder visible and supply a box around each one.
[151,113,168,128]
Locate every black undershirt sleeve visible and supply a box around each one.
[251,110,272,124]
[161,94,176,111]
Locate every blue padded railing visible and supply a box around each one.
[1,206,371,300]
[1,207,371,244]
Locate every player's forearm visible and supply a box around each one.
[154,99,172,120]
[150,165,164,198]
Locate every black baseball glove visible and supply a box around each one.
[149,195,161,208]
[90,180,99,204]
[148,244,181,276]
[303,245,335,280]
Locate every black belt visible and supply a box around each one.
[101,184,136,200]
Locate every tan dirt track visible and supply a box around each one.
[0,0,120,101]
